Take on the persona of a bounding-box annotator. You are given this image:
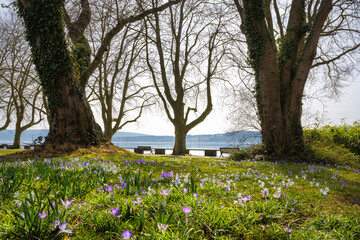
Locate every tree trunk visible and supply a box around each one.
[17,0,107,147]
[103,118,114,141]
[256,36,285,154]
[12,128,22,149]
[173,120,187,155]
[240,0,332,155]
[260,81,305,154]
[45,77,107,146]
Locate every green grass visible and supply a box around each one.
[0,151,359,239]
[0,149,24,156]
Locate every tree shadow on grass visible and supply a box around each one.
[0,143,135,161]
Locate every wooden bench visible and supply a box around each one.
[0,144,14,149]
[219,147,239,157]
[155,148,166,154]
[134,146,153,154]
[204,149,217,157]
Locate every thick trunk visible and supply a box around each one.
[173,122,187,155]
[257,39,285,154]
[240,0,332,156]
[103,119,114,141]
[17,0,107,147]
[12,110,24,149]
[12,128,22,149]
[260,75,304,154]
[281,81,305,153]
[45,76,107,146]
[172,103,187,155]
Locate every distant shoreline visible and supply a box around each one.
[0,129,261,149]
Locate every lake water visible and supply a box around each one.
[1,131,261,156]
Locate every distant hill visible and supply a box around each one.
[0,130,149,144]
[112,131,261,145]
[0,129,261,146]
[0,129,49,144]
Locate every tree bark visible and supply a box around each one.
[173,117,187,155]
[239,0,333,155]
[17,0,107,147]
[12,117,23,149]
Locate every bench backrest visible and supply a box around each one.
[138,146,152,150]
[220,147,239,153]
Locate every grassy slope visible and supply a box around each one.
[0,150,359,239]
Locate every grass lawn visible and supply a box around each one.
[0,150,359,239]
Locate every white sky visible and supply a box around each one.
[121,75,360,135]
[1,1,359,136]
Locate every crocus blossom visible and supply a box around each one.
[183,207,191,215]
[122,230,132,239]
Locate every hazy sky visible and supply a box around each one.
[1,1,359,136]
[123,75,360,135]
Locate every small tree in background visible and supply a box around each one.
[144,0,228,154]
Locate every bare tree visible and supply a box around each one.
[0,12,44,148]
[86,1,155,140]
[144,0,227,154]
[230,0,360,154]
[0,15,13,131]
[16,0,182,148]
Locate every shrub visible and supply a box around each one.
[304,122,360,155]
[229,144,264,161]
[303,138,360,168]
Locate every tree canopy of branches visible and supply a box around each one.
[0,16,13,132]
[144,0,227,154]
[86,1,155,140]
[16,0,182,148]
[0,13,44,148]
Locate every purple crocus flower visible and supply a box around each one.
[121,230,132,239]
[161,172,174,179]
[199,183,204,188]
[157,223,169,234]
[183,207,191,215]
[225,185,230,191]
[341,181,346,185]
[59,222,73,233]
[160,189,170,196]
[133,198,143,204]
[262,189,268,197]
[274,192,282,199]
[110,208,121,217]
[38,211,48,219]
[182,188,188,193]
[283,227,293,233]
[241,195,251,203]
[105,185,114,193]
[61,199,73,209]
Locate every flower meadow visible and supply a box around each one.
[0,153,359,239]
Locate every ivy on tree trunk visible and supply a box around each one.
[236,0,333,155]
[17,0,107,147]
